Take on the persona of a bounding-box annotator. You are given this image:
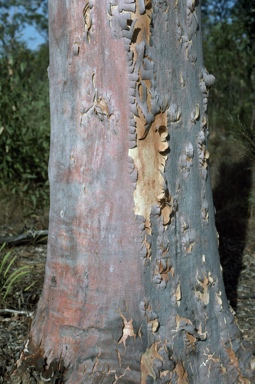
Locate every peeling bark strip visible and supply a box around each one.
[14,339,67,383]
[83,1,94,42]
[12,1,255,383]
[108,0,173,235]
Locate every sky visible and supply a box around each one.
[22,24,46,50]
[5,3,47,51]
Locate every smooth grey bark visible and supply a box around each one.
[12,1,255,383]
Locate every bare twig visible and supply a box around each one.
[0,309,34,317]
[0,230,48,246]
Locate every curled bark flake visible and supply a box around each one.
[187,0,195,12]
[140,342,163,384]
[195,272,214,305]
[156,186,176,226]
[153,258,173,290]
[148,318,160,333]
[202,67,215,88]
[169,103,181,123]
[180,72,185,87]
[118,313,136,349]
[171,361,189,383]
[201,200,209,222]
[185,142,194,159]
[72,42,80,56]
[12,340,67,383]
[175,283,182,307]
[179,154,192,178]
[182,227,196,252]
[83,1,94,42]
[190,103,200,123]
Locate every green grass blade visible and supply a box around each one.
[2,268,32,301]
[3,255,17,278]
[24,281,36,291]
[3,266,31,287]
[0,250,13,275]
[0,243,6,252]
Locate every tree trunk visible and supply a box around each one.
[12,0,255,383]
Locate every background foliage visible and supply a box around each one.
[202,0,255,142]
[202,0,255,247]
[0,0,49,211]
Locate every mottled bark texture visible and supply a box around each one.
[12,0,255,383]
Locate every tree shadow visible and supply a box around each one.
[212,160,252,309]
